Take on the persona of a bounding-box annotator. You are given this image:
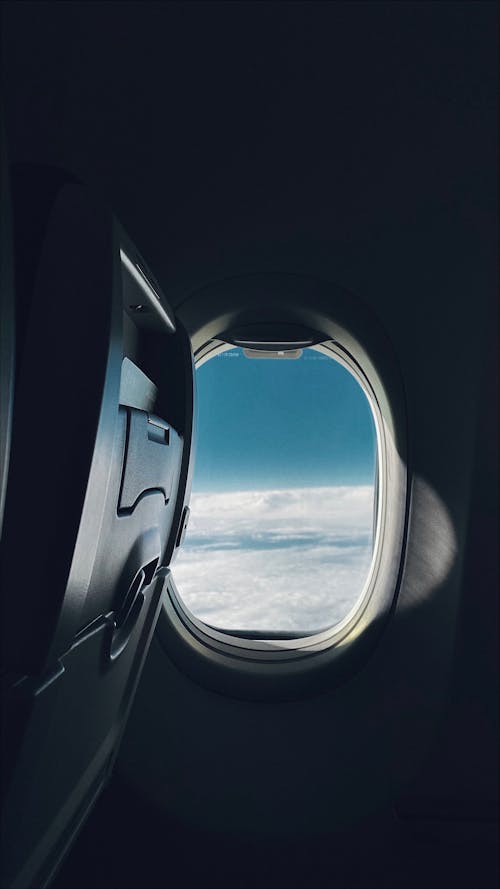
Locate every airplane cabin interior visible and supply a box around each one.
[0,3,498,888]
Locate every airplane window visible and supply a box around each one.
[173,346,378,637]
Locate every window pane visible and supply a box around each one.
[173,347,377,635]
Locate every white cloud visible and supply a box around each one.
[172,485,375,633]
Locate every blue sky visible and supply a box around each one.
[193,347,376,492]
[173,348,377,633]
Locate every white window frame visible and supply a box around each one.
[164,339,396,656]
[158,285,408,699]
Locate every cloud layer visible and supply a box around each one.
[172,485,375,633]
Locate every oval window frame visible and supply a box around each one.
[158,275,409,700]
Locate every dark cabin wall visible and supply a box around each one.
[2,0,497,871]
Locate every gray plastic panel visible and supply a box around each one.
[0,167,196,889]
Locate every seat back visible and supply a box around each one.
[0,166,195,889]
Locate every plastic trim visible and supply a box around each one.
[158,281,409,700]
